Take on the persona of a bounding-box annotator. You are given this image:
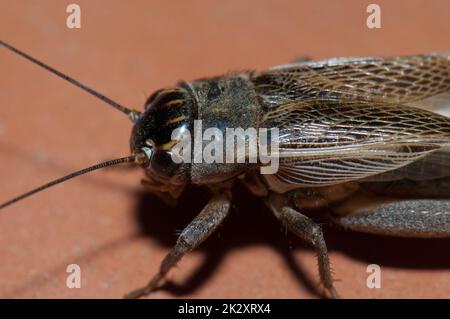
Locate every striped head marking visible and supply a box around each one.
[131,87,193,185]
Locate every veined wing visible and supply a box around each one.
[261,99,450,191]
[253,54,450,109]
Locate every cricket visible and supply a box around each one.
[1,39,450,299]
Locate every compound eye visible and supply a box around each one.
[150,150,180,180]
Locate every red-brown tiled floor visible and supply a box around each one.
[1,0,450,298]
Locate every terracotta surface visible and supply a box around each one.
[1,0,450,299]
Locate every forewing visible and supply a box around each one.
[253,55,450,108]
[262,99,450,191]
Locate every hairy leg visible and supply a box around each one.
[332,196,450,238]
[268,194,339,298]
[125,191,231,298]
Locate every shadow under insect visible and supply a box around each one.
[133,183,450,297]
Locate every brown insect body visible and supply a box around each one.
[2,40,450,298]
[125,54,450,298]
[131,54,450,199]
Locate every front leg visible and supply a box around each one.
[125,190,231,299]
[268,194,339,298]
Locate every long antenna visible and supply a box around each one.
[0,39,141,122]
[0,155,136,210]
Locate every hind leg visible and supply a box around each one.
[267,194,339,298]
[332,196,450,238]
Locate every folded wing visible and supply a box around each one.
[261,99,450,191]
